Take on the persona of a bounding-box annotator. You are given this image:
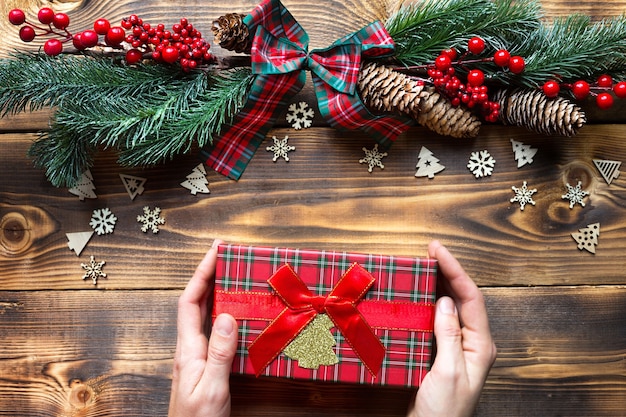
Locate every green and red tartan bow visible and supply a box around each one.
[201,0,414,180]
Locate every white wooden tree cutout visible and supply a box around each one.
[571,223,600,254]
[181,164,210,195]
[66,231,94,256]
[510,139,537,168]
[68,169,96,200]
[119,174,146,200]
[593,159,621,185]
[415,146,445,179]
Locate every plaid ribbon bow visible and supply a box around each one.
[248,262,386,377]
[200,0,414,180]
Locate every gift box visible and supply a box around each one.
[212,243,437,387]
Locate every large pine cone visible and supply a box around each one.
[358,62,481,138]
[494,88,586,136]
[211,13,251,54]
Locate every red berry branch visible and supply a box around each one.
[8,7,215,71]
[542,74,626,109]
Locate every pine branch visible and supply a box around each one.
[386,0,541,66]
[25,64,253,187]
[504,15,626,88]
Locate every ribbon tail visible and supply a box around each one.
[248,308,317,376]
[328,303,386,377]
[200,72,304,179]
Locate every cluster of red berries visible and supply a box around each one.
[121,15,214,70]
[8,8,214,70]
[8,7,72,56]
[427,37,525,122]
[542,75,626,109]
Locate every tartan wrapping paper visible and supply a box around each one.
[201,0,414,180]
[213,243,437,387]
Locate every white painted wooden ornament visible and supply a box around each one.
[267,135,295,162]
[66,231,94,256]
[68,169,96,200]
[467,150,495,178]
[415,146,445,179]
[571,223,600,254]
[510,139,537,168]
[286,101,314,129]
[81,255,106,285]
[359,144,387,172]
[89,208,117,235]
[119,173,146,200]
[593,159,621,185]
[561,181,589,209]
[181,164,210,195]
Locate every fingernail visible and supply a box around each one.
[438,297,457,315]
[211,239,219,248]
[214,314,234,337]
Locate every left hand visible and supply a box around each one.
[168,240,238,417]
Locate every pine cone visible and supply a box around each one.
[211,13,251,54]
[493,88,586,136]
[358,62,481,138]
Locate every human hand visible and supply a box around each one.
[409,240,497,417]
[168,240,238,417]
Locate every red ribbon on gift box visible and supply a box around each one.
[214,262,435,378]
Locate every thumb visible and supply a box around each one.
[204,313,238,382]
[430,296,465,380]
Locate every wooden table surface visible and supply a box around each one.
[1,0,625,416]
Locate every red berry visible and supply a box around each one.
[105,26,125,45]
[80,30,99,48]
[121,18,132,29]
[43,39,63,56]
[542,80,560,98]
[434,54,452,71]
[508,56,525,74]
[467,69,485,87]
[19,26,36,42]
[125,49,143,64]
[161,46,179,63]
[468,37,485,55]
[596,92,614,109]
[572,80,590,100]
[597,74,613,88]
[72,33,85,50]
[93,18,111,35]
[37,7,55,24]
[53,13,70,29]
[440,48,457,61]
[613,81,626,98]
[8,9,26,25]
[493,49,510,67]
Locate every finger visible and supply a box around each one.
[177,240,222,358]
[429,296,465,381]
[200,313,238,399]
[428,240,490,335]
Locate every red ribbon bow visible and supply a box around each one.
[248,262,386,377]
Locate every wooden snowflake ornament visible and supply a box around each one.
[360,144,387,172]
[562,181,589,208]
[467,150,495,178]
[137,206,165,233]
[510,181,537,210]
[286,101,314,129]
[89,208,117,235]
[81,255,106,285]
[267,135,295,162]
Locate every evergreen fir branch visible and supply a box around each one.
[502,15,626,88]
[386,0,541,66]
[0,52,185,117]
[26,67,253,187]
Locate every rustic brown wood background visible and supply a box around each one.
[1,0,625,416]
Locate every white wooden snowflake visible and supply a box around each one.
[359,144,387,173]
[562,181,589,208]
[286,101,314,129]
[137,206,165,233]
[467,150,496,178]
[266,135,295,162]
[81,255,106,285]
[510,181,537,211]
[89,208,117,235]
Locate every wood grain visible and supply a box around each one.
[1,287,624,416]
[2,0,626,416]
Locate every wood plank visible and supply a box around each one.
[0,287,624,416]
[2,126,626,289]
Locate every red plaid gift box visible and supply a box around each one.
[212,243,437,387]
